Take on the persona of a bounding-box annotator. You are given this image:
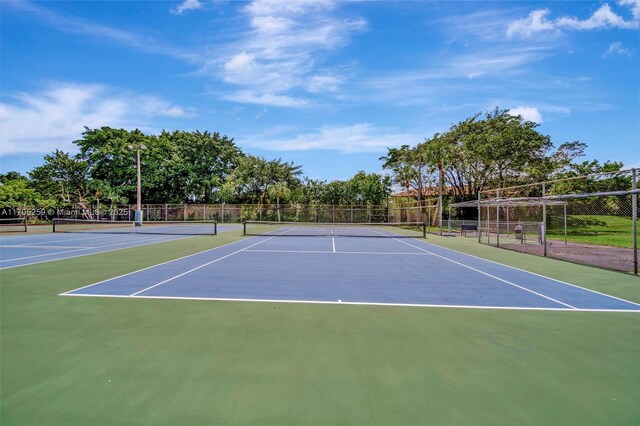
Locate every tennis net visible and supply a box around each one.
[52,219,217,236]
[243,221,426,238]
[0,217,28,232]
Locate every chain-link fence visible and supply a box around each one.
[54,203,398,224]
[388,198,443,235]
[450,168,639,274]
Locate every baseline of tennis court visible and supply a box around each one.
[0,224,241,269]
[61,231,640,312]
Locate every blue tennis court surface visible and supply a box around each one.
[62,231,640,312]
[0,225,241,269]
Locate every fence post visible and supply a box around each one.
[496,191,500,248]
[506,205,510,238]
[477,191,481,243]
[542,183,547,257]
[439,194,443,236]
[633,168,638,274]
[564,204,567,245]
[486,205,490,244]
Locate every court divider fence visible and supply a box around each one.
[449,168,639,275]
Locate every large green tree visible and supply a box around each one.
[29,150,95,214]
[231,156,303,204]
[382,108,589,201]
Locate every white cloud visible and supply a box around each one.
[603,41,636,57]
[222,52,257,82]
[508,106,543,123]
[556,4,636,30]
[171,0,203,14]
[447,47,549,79]
[214,0,366,107]
[0,83,196,156]
[241,124,421,153]
[224,90,309,107]
[506,9,557,39]
[306,74,343,93]
[507,3,639,38]
[11,1,361,108]
[7,1,198,62]
[619,0,640,19]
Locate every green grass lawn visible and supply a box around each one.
[1,233,639,425]
[547,214,638,248]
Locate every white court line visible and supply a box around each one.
[364,228,576,309]
[244,249,432,256]
[416,236,640,308]
[129,229,296,296]
[0,244,96,250]
[0,232,126,246]
[332,235,336,253]
[0,235,165,263]
[2,234,193,270]
[59,293,640,313]
[391,237,576,309]
[59,235,265,295]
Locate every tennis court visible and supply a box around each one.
[0,222,240,269]
[61,223,640,312]
[2,220,639,425]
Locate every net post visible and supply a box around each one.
[422,222,426,238]
[23,217,28,232]
[243,221,247,236]
[214,221,217,236]
[52,218,57,233]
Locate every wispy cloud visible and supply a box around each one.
[0,83,196,156]
[6,1,198,62]
[603,41,636,57]
[241,124,421,153]
[171,0,203,15]
[210,0,366,107]
[507,3,639,39]
[224,90,309,107]
[359,44,550,107]
[619,0,640,19]
[446,46,549,79]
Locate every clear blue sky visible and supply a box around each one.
[1,0,639,181]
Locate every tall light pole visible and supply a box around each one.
[129,143,145,226]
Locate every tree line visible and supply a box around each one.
[0,127,392,211]
[0,108,628,214]
[380,108,626,203]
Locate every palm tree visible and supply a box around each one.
[423,134,451,229]
[217,180,236,223]
[268,182,291,222]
